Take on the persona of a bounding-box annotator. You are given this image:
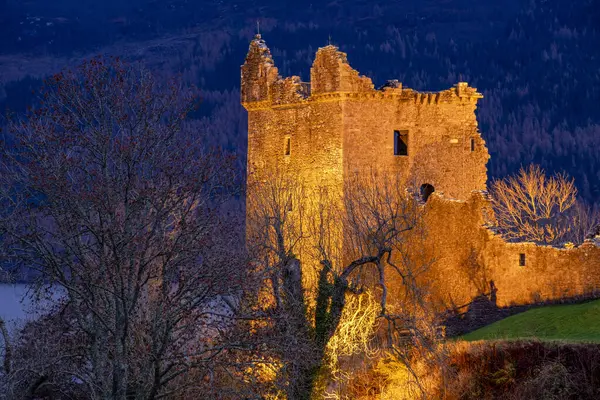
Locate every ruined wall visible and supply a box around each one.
[243,38,489,202]
[240,34,279,104]
[246,103,344,187]
[482,234,600,306]
[243,39,345,191]
[245,98,346,287]
[421,193,600,308]
[310,45,374,95]
[243,39,348,288]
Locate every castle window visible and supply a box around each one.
[284,136,291,156]
[420,184,435,203]
[394,130,408,156]
[470,138,475,152]
[519,253,526,267]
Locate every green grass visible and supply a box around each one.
[460,299,600,343]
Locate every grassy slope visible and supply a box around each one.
[461,300,600,343]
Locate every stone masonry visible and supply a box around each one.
[241,34,600,310]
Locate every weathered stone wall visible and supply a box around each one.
[246,102,344,187]
[310,45,374,95]
[244,37,490,202]
[243,39,349,287]
[241,35,600,311]
[422,193,600,308]
[245,97,346,287]
[342,87,489,201]
[240,34,279,104]
[482,232,600,306]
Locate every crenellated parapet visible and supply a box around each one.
[271,76,310,106]
[241,36,483,109]
[406,83,483,105]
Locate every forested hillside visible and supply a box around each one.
[1,0,599,200]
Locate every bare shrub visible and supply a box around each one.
[564,201,600,245]
[520,361,575,400]
[438,340,600,400]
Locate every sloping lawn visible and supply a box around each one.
[461,299,600,343]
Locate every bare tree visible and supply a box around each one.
[565,200,600,245]
[244,168,318,398]
[245,169,439,399]
[489,164,578,245]
[0,57,243,399]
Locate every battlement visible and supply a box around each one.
[241,36,483,110]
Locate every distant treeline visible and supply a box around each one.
[1,0,598,201]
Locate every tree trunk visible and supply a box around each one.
[113,306,129,400]
[282,259,350,400]
[0,317,11,374]
[287,354,323,400]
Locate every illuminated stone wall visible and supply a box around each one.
[421,192,600,308]
[243,36,345,189]
[341,86,489,201]
[241,35,600,308]
[242,34,489,201]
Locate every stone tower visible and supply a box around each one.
[242,34,490,203]
[242,34,491,289]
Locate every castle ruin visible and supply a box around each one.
[242,34,600,312]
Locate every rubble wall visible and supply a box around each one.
[422,193,600,308]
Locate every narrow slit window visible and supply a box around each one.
[394,130,408,156]
[519,253,526,267]
[470,138,475,152]
[284,137,291,156]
